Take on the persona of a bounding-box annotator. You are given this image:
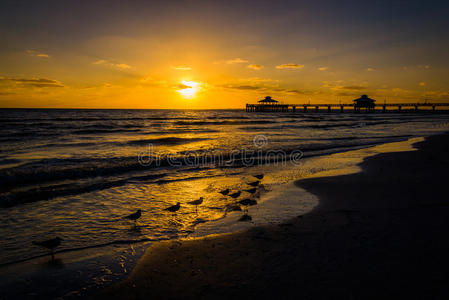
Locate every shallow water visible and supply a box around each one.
[0,109,448,298]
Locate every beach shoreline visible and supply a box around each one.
[97,133,449,299]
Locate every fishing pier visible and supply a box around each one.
[246,96,449,113]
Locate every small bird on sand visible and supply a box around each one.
[124,209,142,223]
[229,191,241,199]
[253,174,264,180]
[238,198,258,206]
[187,197,203,213]
[247,181,260,187]
[244,187,257,194]
[225,204,242,212]
[32,237,63,260]
[165,202,181,213]
[219,189,230,195]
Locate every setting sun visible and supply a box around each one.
[177,80,199,99]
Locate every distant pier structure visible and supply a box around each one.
[246,95,449,113]
[353,94,375,112]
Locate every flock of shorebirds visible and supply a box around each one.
[32,174,265,259]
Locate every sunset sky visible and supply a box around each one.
[0,0,448,109]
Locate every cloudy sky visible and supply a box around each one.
[0,0,448,108]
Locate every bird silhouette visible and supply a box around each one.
[187,197,203,213]
[247,181,260,187]
[238,199,258,215]
[244,187,257,194]
[165,202,181,213]
[253,174,264,180]
[225,204,242,212]
[219,189,230,195]
[124,209,142,223]
[32,237,63,260]
[229,191,241,199]
[238,198,258,206]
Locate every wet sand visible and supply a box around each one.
[98,133,449,299]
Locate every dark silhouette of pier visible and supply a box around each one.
[246,95,449,113]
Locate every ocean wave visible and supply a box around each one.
[0,173,166,208]
[239,120,399,131]
[0,116,197,123]
[174,120,277,126]
[125,137,209,146]
[0,237,167,267]
[0,135,411,208]
[72,128,142,134]
[0,158,21,165]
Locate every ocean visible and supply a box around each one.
[1,108,448,298]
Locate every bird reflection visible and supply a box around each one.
[38,257,64,270]
[238,214,252,222]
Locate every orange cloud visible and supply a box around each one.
[248,64,263,70]
[225,58,248,64]
[172,66,192,70]
[276,63,304,69]
[27,50,50,58]
[93,59,131,70]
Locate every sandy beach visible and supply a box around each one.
[97,133,449,299]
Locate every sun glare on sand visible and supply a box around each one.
[177,80,199,98]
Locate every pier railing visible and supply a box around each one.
[245,103,449,113]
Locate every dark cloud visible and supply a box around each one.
[287,89,308,95]
[230,85,263,90]
[337,92,359,97]
[221,84,317,96]
[0,77,64,88]
[276,63,304,69]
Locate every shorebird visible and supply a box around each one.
[219,189,230,195]
[32,237,63,260]
[238,198,258,206]
[229,191,241,199]
[187,197,203,213]
[124,209,142,223]
[247,181,260,187]
[165,202,181,213]
[244,187,257,194]
[225,204,242,212]
[253,174,264,180]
